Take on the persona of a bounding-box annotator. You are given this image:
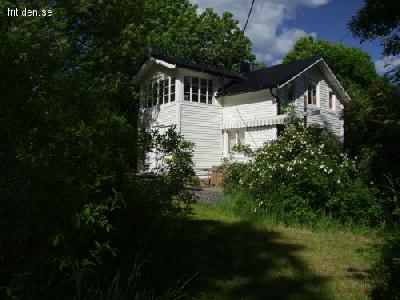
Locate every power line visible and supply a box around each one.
[243,0,255,32]
[339,30,351,43]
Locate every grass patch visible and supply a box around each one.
[184,200,379,299]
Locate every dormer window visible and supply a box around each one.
[184,76,213,104]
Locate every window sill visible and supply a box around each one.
[327,109,338,115]
[182,101,214,107]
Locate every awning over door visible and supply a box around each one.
[220,114,292,130]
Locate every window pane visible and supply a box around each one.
[228,132,236,152]
[329,91,334,109]
[200,78,207,87]
[200,87,207,103]
[163,79,169,103]
[158,80,164,104]
[238,131,245,144]
[184,76,191,101]
[192,92,199,102]
[170,77,176,102]
[308,83,316,105]
[192,77,199,102]
[312,88,317,105]
[152,82,157,106]
[207,80,213,104]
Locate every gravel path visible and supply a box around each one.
[194,186,224,203]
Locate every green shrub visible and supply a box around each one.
[223,119,382,225]
[372,221,400,299]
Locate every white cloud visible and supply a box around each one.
[375,56,400,74]
[191,0,328,65]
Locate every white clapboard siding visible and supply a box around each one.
[143,102,178,171]
[246,126,277,150]
[293,66,344,137]
[222,90,277,123]
[149,102,177,130]
[180,102,223,170]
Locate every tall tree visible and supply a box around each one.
[143,1,255,70]
[0,0,255,297]
[284,36,378,97]
[349,0,400,85]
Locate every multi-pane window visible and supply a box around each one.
[228,131,245,153]
[152,81,158,106]
[145,76,176,107]
[328,90,335,110]
[170,77,176,102]
[307,82,317,106]
[183,76,213,104]
[163,78,169,104]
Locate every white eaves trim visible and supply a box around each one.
[154,58,176,69]
[278,58,351,101]
[133,57,176,84]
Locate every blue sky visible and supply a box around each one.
[191,0,399,73]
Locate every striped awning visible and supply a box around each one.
[220,114,292,130]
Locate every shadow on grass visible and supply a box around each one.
[152,218,331,300]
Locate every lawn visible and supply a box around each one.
[154,201,379,300]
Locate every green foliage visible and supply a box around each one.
[345,78,400,184]
[372,212,400,300]
[348,2,400,296]
[283,36,378,97]
[143,0,255,71]
[349,0,400,86]
[223,120,382,225]
[0,0,254,298]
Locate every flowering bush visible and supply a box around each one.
[223,119,382,224]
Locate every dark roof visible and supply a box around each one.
[147,54,324,96]
[150,53,244,80]
[219,56,323,96]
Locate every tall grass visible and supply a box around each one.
[213,191,379,235]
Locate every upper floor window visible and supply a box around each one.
[184,76,213,104]
[307,82,317,106]
[145,76,176,107]
[328,90,335,110]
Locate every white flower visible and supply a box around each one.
[337,179,341,184]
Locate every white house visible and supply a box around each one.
[135,54,351,176]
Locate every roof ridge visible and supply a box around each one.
[242,55,323,75]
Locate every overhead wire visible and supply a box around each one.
[243,0,255,32]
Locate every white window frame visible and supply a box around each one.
[227,130,245,154]
[307,81,319,107]
[144,75,176,107]
[328,88,336,111]
[183,76,213,105]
